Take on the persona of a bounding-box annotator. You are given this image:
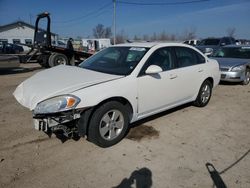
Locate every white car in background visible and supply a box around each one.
[14,43,220,147]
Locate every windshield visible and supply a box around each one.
[213,47,250,59]
[200,39,220,45]
[79,46,149,75]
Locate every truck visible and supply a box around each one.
[82,38,111,53]
[21,12,92,68]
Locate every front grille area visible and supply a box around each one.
[220,67,229,71]
[221,74,226,79]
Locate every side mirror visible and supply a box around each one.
[145,65,163,74]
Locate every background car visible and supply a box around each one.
[13,43,220,147]
[211,45,250,85]
[183,39,201,46]
[197,37,236,56]
[0,42,24,54]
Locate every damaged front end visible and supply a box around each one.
[33,110,82,138]
[31,94,91,139]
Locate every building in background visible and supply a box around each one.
[0,21,58,51]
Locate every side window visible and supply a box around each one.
[224,38,231,45]
[25,39,32,45]
[0,39,8,44]
[197,52,206,64]
[175,47,203,68]
[140,47,175,75]
[13,39,20,44]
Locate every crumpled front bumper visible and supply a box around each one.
[33,110,81,134]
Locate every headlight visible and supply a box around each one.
[34,95,80,114]
[231,65,245,72]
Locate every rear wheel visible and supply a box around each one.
[242,68,250,85]
[38,54,50,68]
[49,53,69,67]
[87,101,129,147]
[193,80,212,107]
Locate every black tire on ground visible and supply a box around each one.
[193,80,213,107]
[48,53,69,67]
[242,68,250,85]
[48,53,56,67]
[87,101,130,148]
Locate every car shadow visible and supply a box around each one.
[0,65,43,75]
[113,167,153,188]
[219,81,241,86]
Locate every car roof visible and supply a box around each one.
[114,42,188,48]
[222,45,250,48]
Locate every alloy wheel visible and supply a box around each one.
[201,84,211,104]
[99,109,124,141]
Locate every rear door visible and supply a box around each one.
[173,47,206,98]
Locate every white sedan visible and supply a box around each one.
[14,43,220,147]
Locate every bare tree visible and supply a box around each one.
[115,30,127,44]
[182,27,197,40]
[93,24,112,38]
[151,32,157,41]
[169,34,176,41]
[143,34,149,41]
[133,35,141,41]
[159,30,169,41]
[226,27,236,38]
[104,27,112,38]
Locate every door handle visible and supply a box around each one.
[198,69,204,72]
[170,74,177,79]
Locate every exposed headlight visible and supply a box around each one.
[205,48,213,53]
[34,95,80,114]
[231,65,245,72]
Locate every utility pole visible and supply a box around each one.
[113,0,116,44]
[29,14,32,24]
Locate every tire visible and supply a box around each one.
[193,80,212,107]
[48,53,56,67]
[48,53,69,67]
[87,101,129,147]
[242,68,250,85]
[38,54,50,68]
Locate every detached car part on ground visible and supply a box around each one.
[13,43,220,147]
[212,45,250,85]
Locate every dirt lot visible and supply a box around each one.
[0,63,249,188]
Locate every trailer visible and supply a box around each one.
[22,12,92,68]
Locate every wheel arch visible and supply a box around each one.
[77,96,134,137]
[94,96,134,121]
[205,77,214,87]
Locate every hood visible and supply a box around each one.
[211,57,250,68]
[13,65,123,110]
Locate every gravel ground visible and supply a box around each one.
[0,63,249,188]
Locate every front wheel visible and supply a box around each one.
[242,68,250,85]
[87,101,129,147]
[193,80,212,107]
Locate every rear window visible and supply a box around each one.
[213,47,250,59]
[200,39,220,45]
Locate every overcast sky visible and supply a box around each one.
[0,0,249,39]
